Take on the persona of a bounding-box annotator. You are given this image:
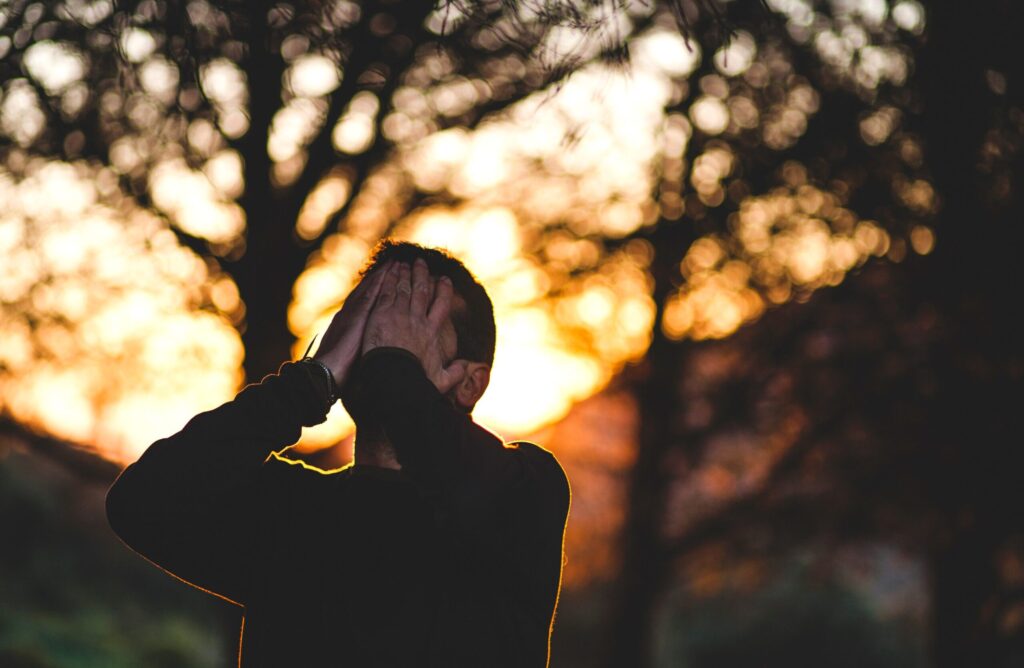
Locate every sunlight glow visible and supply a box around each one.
[714,31,757,77]
[268,98,325,162]
[770,0,916,93]
[23,41,86,94]
[119,27,157,63]
[289,202,655,443]
[287,54,341,98]
[663,183,892,340]
[284,26,696,444]
[909,225,935,255]
[201,58,249,138]
[11,1,924,461]
[0,160,243,461]
[332,92,379,154]
[634,29,701,77]
[892,0,925,33]
[1,80,46,146]
[860,106,900,145]
[296,169,352,241]
[203,150,244,199]
[59,0,114,26]
[149,159,246,244]
[139,57,180,104]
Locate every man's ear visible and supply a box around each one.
[454,363,490,411]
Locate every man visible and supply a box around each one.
[106,240,571,667]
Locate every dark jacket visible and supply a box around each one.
[106,348,570,667]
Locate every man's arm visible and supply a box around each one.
[105,361,331,605]
[107,263,392,604]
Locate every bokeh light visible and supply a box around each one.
[663,179,892,340]
[0,160,243,462]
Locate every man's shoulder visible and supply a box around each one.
[504,441,570,500]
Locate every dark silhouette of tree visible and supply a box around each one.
[585,2,1024,666]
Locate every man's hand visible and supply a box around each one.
[362,259,468,394]
[312,262,395,386]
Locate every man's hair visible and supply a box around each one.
[362,239,496,367]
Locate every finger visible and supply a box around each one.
[375,261,400,308]
[394,262,412,309]
[348,261,393,313]
[434,359,469,395]
[427,275,454,330]
[409,258,433,317]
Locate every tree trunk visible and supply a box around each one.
[233,190,309,383]
[605,220,695,667]
[928,527,1003,668]
[605,534,673,667]
[228,2,310,383]
[604,342,679,667]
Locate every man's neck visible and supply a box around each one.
[352,427,402,470]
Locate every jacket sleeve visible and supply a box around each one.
[352,347,571,638]
[105,361,331,606]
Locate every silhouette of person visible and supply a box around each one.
[106,240,570,667]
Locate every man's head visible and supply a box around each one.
[359,239,495,412]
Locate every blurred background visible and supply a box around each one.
[1,0,1022,666]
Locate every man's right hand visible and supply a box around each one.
[312,261,395,387]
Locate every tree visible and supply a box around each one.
[587,1,1024,665]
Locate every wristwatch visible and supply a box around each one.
[300,357,338,409]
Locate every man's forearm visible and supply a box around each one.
[104,360,332,604]
[107,361,331,535]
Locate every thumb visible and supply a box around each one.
[434,359,469,395]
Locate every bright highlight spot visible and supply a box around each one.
[691,96,730,135]
[714,32,757,77]
[149,159,246,244]
[909,225,935,255]
[288,54,340,98]
[23,41,86,94]
[120,28,157,63]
